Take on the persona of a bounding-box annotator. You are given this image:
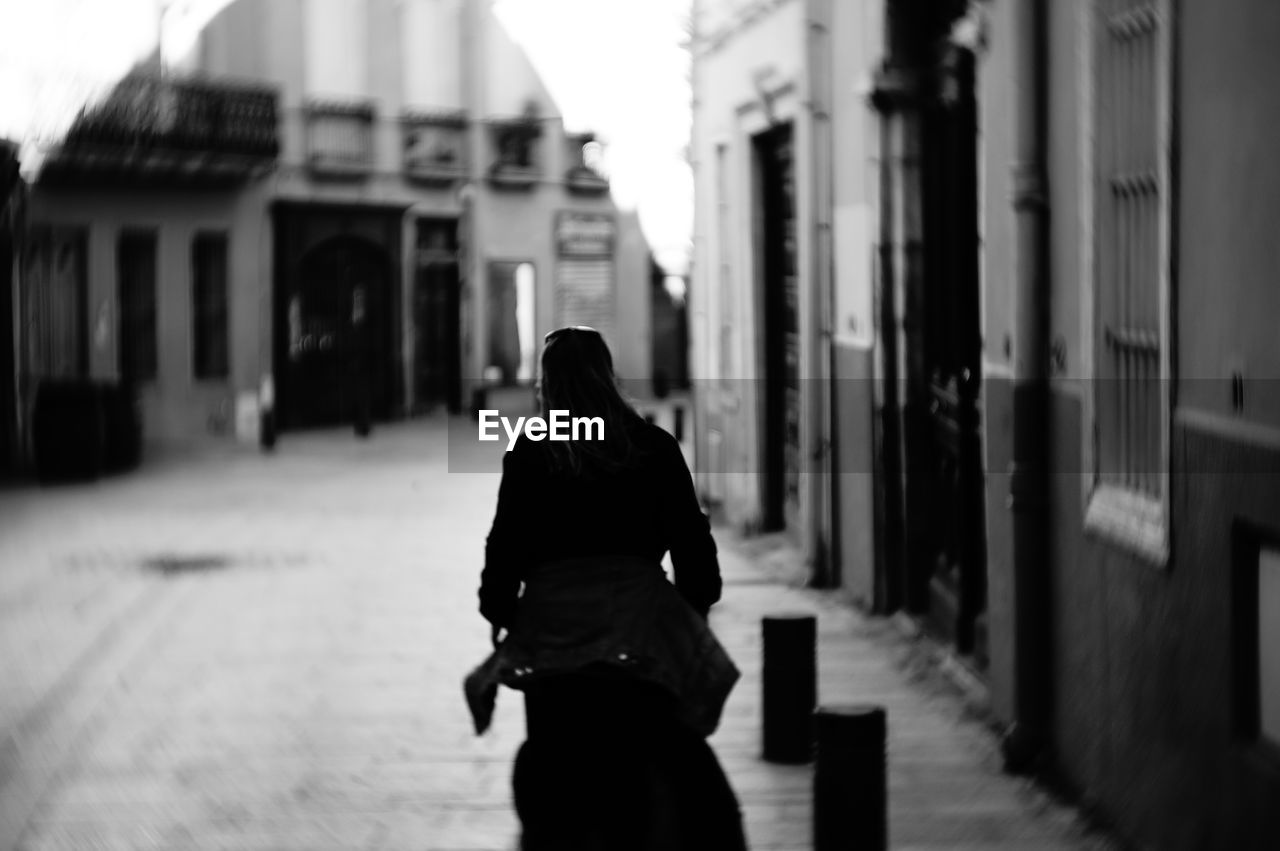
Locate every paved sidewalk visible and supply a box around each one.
[0,421,1115,850]
[708,536,1119,850]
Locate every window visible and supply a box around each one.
[192,232,229,380]
[488,103,542,186]
[1085,0,1172,561]
[492,120,539,169]
[118,231,157,383]
[402,113,467,183]
[23,226,88,379]
[487,261,536,387]
[305,101,375,175]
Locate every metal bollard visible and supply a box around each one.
[762,613,817,764]
[813,704,887,851]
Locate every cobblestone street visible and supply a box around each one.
[1,421,1116,850]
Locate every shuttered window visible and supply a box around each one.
[192,232,229,380]
[118,231,158,383]
[1095,0,1169,500]
[23,226,88,379]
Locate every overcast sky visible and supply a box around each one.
[0,0,694,273]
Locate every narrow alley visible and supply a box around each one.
[1,422,1115,850]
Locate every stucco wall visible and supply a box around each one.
[977,0,1017,725]
[1177,0,1280,424]
[979,0,1280,846]
[612,209,655,389]
[690,0,804,531]
[27,186,273,444]
[828,0,881,603]
[402,0,465,111]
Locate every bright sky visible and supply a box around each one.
[494,0,694,274]
[0,0,694,274]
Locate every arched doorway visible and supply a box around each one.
[282,236,392,428]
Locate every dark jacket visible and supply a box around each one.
[469,420,736,736]
[479,420,722,627]
[468,554,739,737]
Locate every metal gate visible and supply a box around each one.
[756,123,801,532]
[413,219,462,413]
[905,45,988,661]
[284,237,391,428]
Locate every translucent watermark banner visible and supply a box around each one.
[444,378,1280,475]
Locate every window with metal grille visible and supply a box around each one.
[1093,0,1170,508]
[118,231,157,383]
[192,232,229,380]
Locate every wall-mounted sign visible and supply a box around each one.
[556,212,615,258]
[555,212,615,336]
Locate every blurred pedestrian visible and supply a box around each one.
[471,326,747,850]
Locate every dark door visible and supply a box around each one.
[0,227,13,472]
[414,265,461,413]
[756,123,800,532]
[23,226,88,381]
[284,237,392,428]
[905,46,987,662]
[413,219,462,413]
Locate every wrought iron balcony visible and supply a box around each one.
[40,72,279,188]
[487,114,542,190]
[305,100,375,178]
[401,111,468,186]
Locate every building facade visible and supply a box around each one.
[689,0,884,597]
[976,0,1280,845]
[1,140,24,473]
[21,0,657,451]
[692,0,1280,846]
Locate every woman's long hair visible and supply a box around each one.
[537,327,646,477]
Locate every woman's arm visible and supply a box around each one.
[479,445,530,629]
[662,433,722,618]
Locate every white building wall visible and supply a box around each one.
[691,0,805,534]
[304,0,369,99]
[185,0,656,423]
[401,0,465,111]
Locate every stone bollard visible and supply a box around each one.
[813,704,887,851]
[761,613,817,764]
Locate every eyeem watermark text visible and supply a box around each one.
[478,410,604,451]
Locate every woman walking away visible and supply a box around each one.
[474,326,748,850]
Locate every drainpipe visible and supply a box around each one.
[1002,0,1052,774]
[806,0,838,588]
[868,0,925,614]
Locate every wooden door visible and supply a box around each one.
[756,123,800,532]
[286,237,391,427]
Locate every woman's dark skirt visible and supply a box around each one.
[513,668,748,851]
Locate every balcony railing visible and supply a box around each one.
[305,100,375,178]
[41,72,279,187]
[487,115,542,190]
[402,111,468,186]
